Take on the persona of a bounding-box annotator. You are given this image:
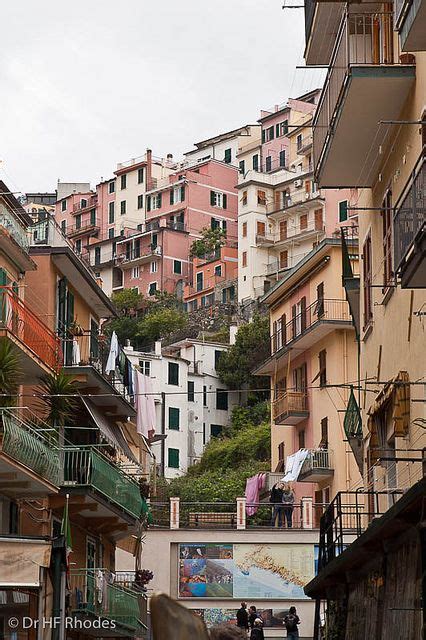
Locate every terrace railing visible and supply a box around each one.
[0,204,29,252]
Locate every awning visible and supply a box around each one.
[81,397,138,463]
[367,371,410,443]
[0,539,51,587]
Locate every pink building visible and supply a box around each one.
[55,191,98,255]
[116,159,239,298]
[183,245,238,311]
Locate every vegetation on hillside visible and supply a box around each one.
[189,227,227,259]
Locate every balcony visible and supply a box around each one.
[117,245,162,269]
[393,153,426,288]
[395,0,426,51]
[266,189,322,217]
[297,134,313,156]
[0,205,30,253]
[271,298,352,357]
[62,447,146,527]
[0,410,60,495]
[166,220,186,232]
[304,0,345,66]
[314,10,415,188]
[0,205,34,272]
[69,568,147,637]
[0,286,62,379]
[67,218,100,239]
[72,196,97,213]
[298,449,334,482]
[272,391,309,425]
[341,226,360,338]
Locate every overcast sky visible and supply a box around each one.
[0,0,324,193]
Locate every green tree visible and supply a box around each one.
[111,288,143,314]
[216,315,270,392]
[137,308,188,344]
[37,370,79,427]
[0,339,22,408]
[190,227,227,259]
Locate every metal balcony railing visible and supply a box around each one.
[272,391,308,421]
[117,244,162,264]
[0,286,62,371]
[393,152,426,273]
[0,204,29,251]
[166,221,186,232]
[314,11,397,172]
[0,410,60,486]
[300,449,334,476]
[62,447,145,519]
[72,196,97,212]
[69,568,147,633]
[67,218,100,236]
[271,298,350,354]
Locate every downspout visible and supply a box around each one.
[343,330,350,489]
[160,392,166,476]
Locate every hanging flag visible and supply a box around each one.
[61,494,73,586]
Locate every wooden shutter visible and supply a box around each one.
[317,282,324,316]
[242,222,247,237]
[257,221,266,236]
[0,268,6,322]
[281,313,287,345]
[261,130,266,144]
[147,196,151,212]
[210,191,216,206]
[276,123,280,138]
[300,214,308,230]
[320,417,328,447]
[181,185,185,202]
[300,296,307,331]
[275,191,281,210]
[279,251,288,269]
[314,209,323,230]
[57,277,67,336]
[222,194,227,209]
[158,193,162,208]
[291,304,297,339]
[272,320,277,352]
[280,220,287,240]
[170,189,174,205]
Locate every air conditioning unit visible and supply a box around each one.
[294,179,302,188]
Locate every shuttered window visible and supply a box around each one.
[168,407,180,430]
[168,448,179,469]
[168,362,179,386]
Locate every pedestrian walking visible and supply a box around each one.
[236,602,249,635]
[281,483,295,528]
[248,605,258,629]
[250,618,265,640]
[284,606,300,638]
[270,481,284,527]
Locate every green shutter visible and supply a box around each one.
[339,201,348,222]
[210,191,215,206]
[222,194,227,210]
[147,196,151,212]
[57,278,67,336]
[261,130,266,144]
[168,362,179,385]
[170,189,174,205]
[158,193,162,208]
[65,289,75,364]
[168,407,180,430]
[0,268,7,323]
[168,448,179,468]
[276,123,280,138]
[180,185,185,202]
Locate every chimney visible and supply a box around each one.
[229,325,238,345]
[167,153,173,160]
[154,340,162,356]
[146,148,153,190]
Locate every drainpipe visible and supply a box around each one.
[160,392,166,476]
[343,330,350,489]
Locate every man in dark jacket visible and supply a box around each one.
[248,606,257,629]
[236,602,249,634]
[270,482,284,527]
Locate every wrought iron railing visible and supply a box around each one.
[69,568,147,633]
[62,447,144,519]
[67,218,100,236]
[0,410,60,485]
[393,152,425,273]
[300,449,334,476]
[117,244,162,265]
[0,286,62,370]
[0,204,29,251]
[271,298,350,354]
[273,391,308,421]
[314,11,398,172]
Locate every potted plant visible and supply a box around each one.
[68,319,84,336]
[134,569,154,592]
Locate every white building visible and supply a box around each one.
[124,338,238,479]
[183,125,261,169]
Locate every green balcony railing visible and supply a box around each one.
[344,387,362,439]
[62,447,144,519]
[0,410,60,485]
[69,569,147,634]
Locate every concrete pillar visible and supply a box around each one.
[236,497,246,530]
[170,497,180,530]
[301,496,313,529]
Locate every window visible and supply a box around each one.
[252,154,259,171]
[168,448,179,469]
[277,120,288,137]
[148,282,157,296]
[109,181,115,194]
[187,381,195,402]
[279,150,286,168]
[90,209,96,226]
[139,360,151,376]
[211,218,227,233]
[121,174,127,190]
[242,221,247,237]
[80,198,87,208]
[224,148,232,164]
[214,350,223,370]
[61,220,66,234]
[150,261,158,273]
[279,220,287,240]
[196,272,203,292]
[138,167,144,184]
[316,282,325,316]
[94,247,101,266]
[61,199,67,212]
[242,251,247,267]
[152,233,158,248]
[242,191,247,206]
[147,194,162,211]
[137,194,144,209]
[298,429,305,449]
[314,208,323,230]
[120,200,126,215]
[257,190,266,205]
[263,126,274,142]
[108,228,114,239]
[210,190,227,209]
[339,200,348,222]
[279,250,288,269]
[211,425,223,438]
[168,407,180,430]
[173,260,182,275]
[132,266,140,279]
[239,160,245,174]
[297,134,303,151]
[216,389,228,410]
[300,214,308,230]
[363,233,373,329]
[257,221,266,236]
[319,349,327,387]
[265,156,272,172]
[214,264,222,277]
[75,213,82,229]
[203,385,207,406]
[168,362,179,386]
[75,239,82,253]
[382,190,393,289]
[108,201,115,223]
[170,185,185,205]
[320,417,328,448]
